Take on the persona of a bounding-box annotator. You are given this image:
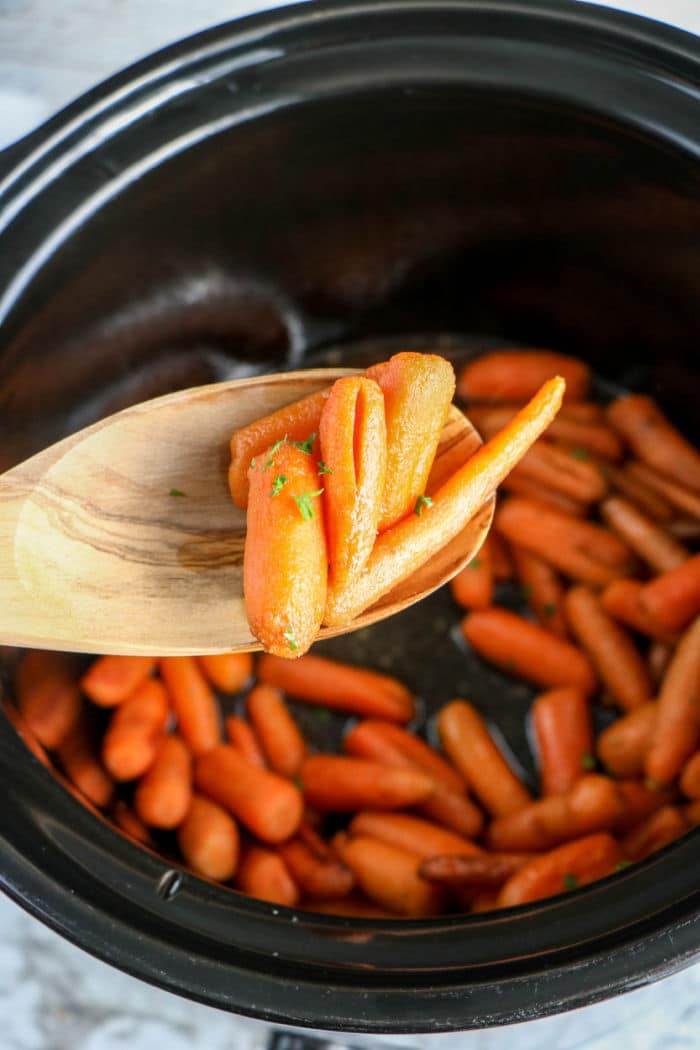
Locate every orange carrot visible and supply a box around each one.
[645,616,700,784]
[601,578,678,643]
[467,405,623,461]
[347,812,480,860]
[111,800,153,845]
[335,833,444,917]
[278,825,354,900]
[607,394,700,493]
[500,475,587,517]
[626,460,700,521]
[531,688,594,795]
[235,844,300,907]
[224,715,266,768]
[257,653,414,723]
[196,653,252,693]
[680,751,700,799]
[57,715,115,808]
[498,833,622,907]
[2,701,50,767]
[246,683,306,779]
[564,586,653,711]
[344,719,467,795]
[299,755,433,812]
[648,641,674,686]
[669,518,700,541]
[320,375,387,585]
[134,735,192,829]
[490,532,514,581]
[159,657,220,757]
[614,779,678,833]
[470,890,502,913]
[511,546,568,637]
[686,800,700,827]
[244,441,328,657]
[177,794,240,881]
[457,350,590,403]
[419,852,531,888]
[506,441,608,503]
[81,656,156,707]
[600,496,688,574]
[438,701,532,817]
[102,678,170,781]
[195,744,303,843]
[462,608,597,694]
[621,805,687,862]
[607,464,675,523]
[16,654,81,750]
[596,703,657,778]
[450,537,494,610]
[638,554,700,634]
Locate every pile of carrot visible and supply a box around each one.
[6,348,700,918]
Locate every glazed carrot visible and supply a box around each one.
[686,800,700,827]
[195,744,303,843]
[500,475,588,517]
[601,579,678,643]
[16,655,81,750]
[648,641,674,686]
[228,387,328,508]
[490,532,514,581]
[102,678,170,781]
[111,800,153,845]
[680,751,700,799]
[607,464,675,523]
[505,441,608,503]
[669,518,700,540]
[324,378,566,626]
[645,616,700,784]
[134,735,192,829]
[438,701,532,817]
[600,496,688,574]
[596,703,657,778]
[607,394,700,493]
[159,657,220,757]
[335,834,444,917]
[244,441,328,657]
[621,805,687,862]
[531,688,594,795]
[347,812,481,860]
[279,825,354,900]
[246,683,306,779]
[302,895,396,918]
[56,716,115,808]
[497,833,622,907]
[487,774,624,852]
[462,608,597,694]
[450,537,494,610]
[511,547,568,638]
[495,497,633,587]
[2,702,50,767]
[344,719,467,795]
[81,656,156,707]
[614,779,678,833]
[638,554,700,634]
[300,755,433,812]
[15,649,76,697]
[225,715,266,768]
[319,375,387,585]
[467,405,623,461]
[177,794,240,882]
[258,653,414,723]
[457,350,590,403]
[196,653,252,693]
[470,890,502,913]
[626,461,700,521]
[235,844,300,907]
[558,402,607,424]
[419,852,531,888]
[425,427,479,496]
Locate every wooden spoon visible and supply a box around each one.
[0,369,492,655]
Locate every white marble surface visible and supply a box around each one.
[2,0,700,1047]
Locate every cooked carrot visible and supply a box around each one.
[462,608,597,694]
[607,464,675,523]
[500,474,588,517]
[467,405,623,461]
[648,641,674,686]
[2,701,50,766]
[224,715,266,767]
[257,653,414,723]
[419,852,531,888]
[195,744,303,843]
[111,800,153,845]
[506,441,608,503]
[614,779,678,833]
[638,554,700,634]
[680,751,700,799]
[497,833,622,907]
[686,800,700,827]
[228,387,328,508]
[601,579,677,643]
[425,427,480,496]
[279,825,354,900]
[324,378,566,626]
[300,755,433,812]
[244,441,328,657]
[669,518,700,541]
[490,532,514,581]
[344,719,467,795]
[347,812,480,860]
[495,497,633,587]
[302,894,397,918]
[15,649,76,696]
[457,350,590,403]
[81,656,156,707]
[159,657,220,757]
[177,794,240,881]
[511,546,568,637]
[320,375,387,585]
[626,461,700,521]
[645,616,700,784]
[621,805,687,862]
[607,394,700,493]
[102,678,170,781]
[235,844,300,907]
[564,586,653,711]
[531,688,594,795]
[16,655,81,750]
[438,700,532,817]
[56,715,115,808]
[558,402,607,423]
[134,735,192,829]
[450,537,494,610]
[470,890,502,913]
[600,496,688,574]
[335,834,444,917]
[196,653,252,693]
[246,683,306,779]
[596,703,657,778]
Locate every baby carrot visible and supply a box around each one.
[257,653,414,723]
[607,464,675,523]
[645,616,700,784]
[621,805,687,862]
[235,844,300,907]
[196,653,252,693]
[600,496,688,574]
[564,586,653,710]
[601,578,678,643]
[278,826,354,900]
[638,554,700,634]
[336,834,445,917]
[2,701,50,767]
[246,683,306,779]
[531,688,594,795]
[438,700,532,817]
[225,715,266,767]
[462,608,597,694]
[102,677,170,781]
[511,546,568,638]
[244,440,328,658]
[81,656,156,707]
[497,833,622,907]
[680,752,700,799]
[159,657,220,757]
[501,474,588,517]
[111,800,153,845]
[347,812,481,860]
[467,405,623,461]
[607,394,700,493]
[626,461,700,521]
[300,755,434,812]
[686,800,700,828]
[134,735,192,829]
[506,441,608,504]
[177,794,240,882]
[419,852,531,889]
[195,744,303,843]
[325,377,566,626]
[614,779,678,833]
[648,641,674,685]
[319,376,387,586]
[450,537,494,610]
[596,702,657,778]
[457,350,590,403]
[490,532,515,581]
[57,716,115,808]
[16,655,82,750]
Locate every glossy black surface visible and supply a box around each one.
[1,0,700,1032]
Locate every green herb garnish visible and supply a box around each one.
[264,437,287,470]
[292,432,316,454]
[414,494,434,516]
[317,460,333,476]
[581,752,596,771]
[543,602,558,617]
[562,873,578,891]
[615,860,632,872]
[284,626,297,651]
[294,489,324,521]
[468,557,482,571]
[169,488,186,497]
[521,583,533,601]
[570,447,590,461]
[270,475,288,497]
[294,775,304,791]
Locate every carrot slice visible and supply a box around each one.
[457,350,590,403]
[645,616,700,784]
[600,496,688,574]
[235,844,300,907]
[196,653,252,693]
[300,755,433,812]
[246,683,306,779]
[134,735,192,829]
[177,794,240,882]
[159,657,220,757]
[607,394,700,493]
[638,553,700,634]
[450,538,494,610]
[347,811,481,859]
[335,833,444,917]
[511,546,568,638]
[102,677,170,781]
[596,702,657,778]
[81,656,156,707]
[531,688,594,795]
[497,833,622,907]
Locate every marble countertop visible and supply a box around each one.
[2,1,700,1047]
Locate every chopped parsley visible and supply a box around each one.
[570,447,590,461]
[468,557,482,571]
[264,437,287,470]
[645,776,662,792]
[580,752,596,771]
[294,489,324,521]
[317,460,333,476]
[521,583,533,601]
[284,626,297,651]
[543,602,558,617]
[292,432,316,454]
[270,475,288,497]
[615,860,632,872]
[169,488,186,497]
[562,873,578,891]
[414,494,434,516]
[294,775,304,791]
